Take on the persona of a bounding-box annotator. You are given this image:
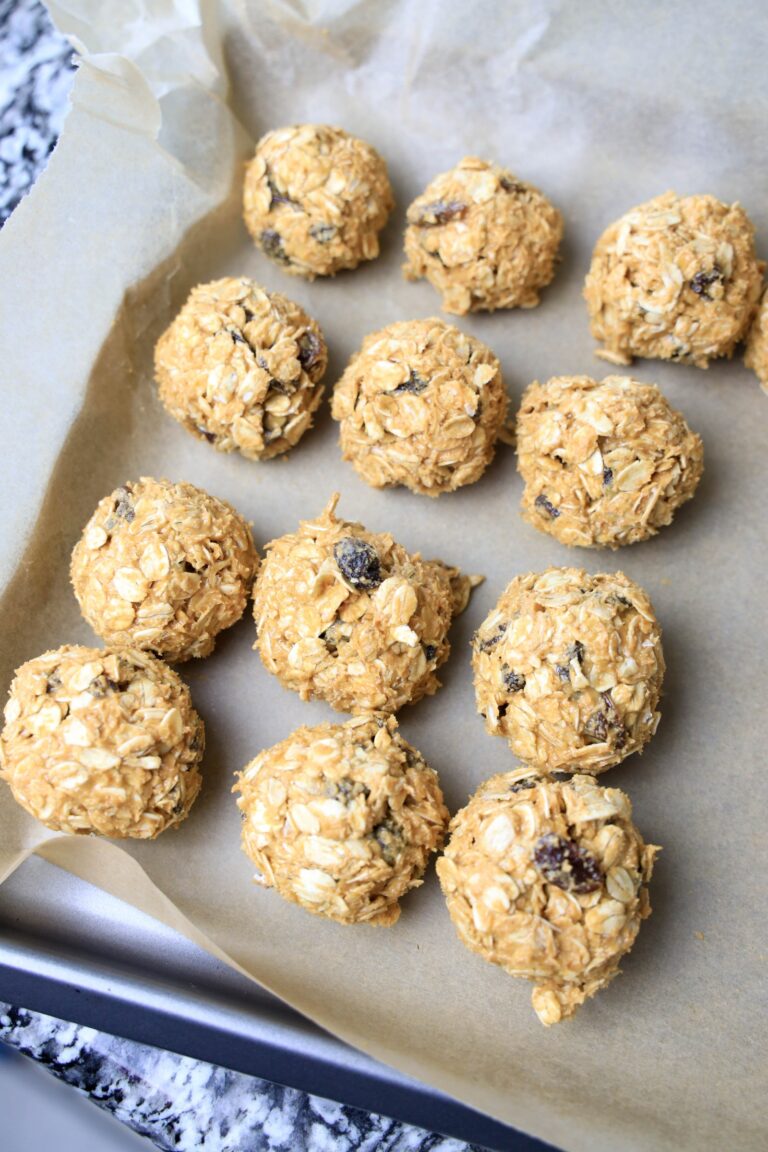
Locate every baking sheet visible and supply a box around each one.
[1,2,767,1149]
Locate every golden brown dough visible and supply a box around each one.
[437,770,659,1024]
[332,318,507,496]
[71,477,258,663]
[252,494,479,714]
[235,714,449,925]
[585,191,763,367]
[0,645,204,838]
[243,124,394,278]
[403,156,562,315]
[516,374,703,547]
[472,568,664,773]
[154,277,328,460]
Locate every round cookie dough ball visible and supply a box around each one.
[331,318,507,496]
[584,191,764,368]
[243,124,394,278]
[472,568,664,774]
[437,771,659,1024]
[516,374,704,548]
[252,494,478,714]
[744,286,768,390]
[235,714,449,925]
[0,645,204,838]
[71,478,258,663]
[402,157,563,315]
[154,277,328,460]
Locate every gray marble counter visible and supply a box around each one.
[0,6,490,1149]
[0,1001,480,1151]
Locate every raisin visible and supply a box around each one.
[333,537,382,591]
[105,487,135,530]
[266,170,299,210]
[195,425,216,443]
[567,641,585,664]
[509,777,537,793]
[534,493,560,519]
[416,199,468,226]
[319,621,344,653]
[423,644,437,661]
[260,229,289,264]
[555,665,571,682]
[603,466,613,486]
[583,709,609,742]
[371,817,403,865]
[501,664,526,693]
[584,691,626,747]
[297,331,322,371]
[309,223,337,243]
[476,623,507,653]
[690,266,723,299]
[45,670,62,693]
[328,777,370,803]
[393,369,429,395]
[533,833,602,894]
[499,176,525,194]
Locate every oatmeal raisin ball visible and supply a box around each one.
[402,157,563,315]
[252,494,478,714]
[71,478,258,663]
[235,714,449,925]
[516,374,704,548]
[437,771,659,1024]
[472,568,664,773]
[584,191,764,368]
[154,277,328,460]
[744,286,768,390]
[0,645,204,838]
[243,124,394,278]
[332,318,507,496]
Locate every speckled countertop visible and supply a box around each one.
[0,6,486,1150]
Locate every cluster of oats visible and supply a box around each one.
[331,318,507,496]
[235,714,449,925]
[516,374,704,548]
[71,478,258,663]
[154,277,328,461]
[252,494,478,714]
[0,645,204,839]
[744,287,768,391]
[585,191,764,368]
[472,568,664,774]
[243,125,394,278]
[402,157,563,315]
[437,771,658,1025]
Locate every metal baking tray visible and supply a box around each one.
[0,854,551,1151]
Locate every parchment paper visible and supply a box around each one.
[1,2,767,1149]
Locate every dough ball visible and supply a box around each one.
[744,286,768,391]
[154,277,328,460]
[243,124,394,278]
[235,714,449,925]
[516,374,704,548]
[402,156,563,315]
[71,477,258,663]
[332,318,507,496]
[584,191,764,368]
[437,771,659,1024]
[252,494,477,714]
[0,645,204,838]
[472,568,664,774]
